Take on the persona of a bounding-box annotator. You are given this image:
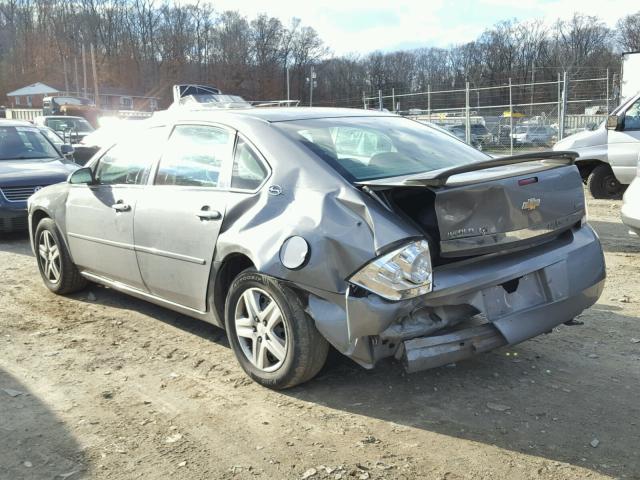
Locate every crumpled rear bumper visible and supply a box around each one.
[308,225,605,370]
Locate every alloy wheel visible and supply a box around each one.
[38,230,61,283]
[234,288,288,372]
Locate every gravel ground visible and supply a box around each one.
[1,197,639,480]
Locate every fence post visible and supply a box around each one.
[606,68,610,113]
[559,71,568,140]
[378,89,383,111]
[392,88,396,112]
[427,84,431,122]
[557,73,561,130]
[362,91,366,110]
[509,78,513,156]
[465,81,471,144]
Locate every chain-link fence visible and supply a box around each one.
[361,73,612,156]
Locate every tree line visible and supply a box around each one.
[0,0,638,108]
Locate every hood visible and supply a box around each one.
[0,158,78,187]
[553,125,607,151]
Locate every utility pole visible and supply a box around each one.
[90,43,100,108]
[74,57,80,96]
[286,66,290,103]
[81,44,87,97]
[63,56,69,93]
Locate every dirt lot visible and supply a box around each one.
[1,197,639,480]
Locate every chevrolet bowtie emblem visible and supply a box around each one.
[522,198,541,211]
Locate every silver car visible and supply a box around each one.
[27,108,606,389]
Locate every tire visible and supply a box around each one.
[587,164,624,199]
[224,270,329,389]
[35,218,87,294]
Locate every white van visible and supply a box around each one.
[554,52,640,199]
[554,90,640,198]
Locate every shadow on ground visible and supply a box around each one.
[0,368,86,480]
[589,220,639,254]
[69,283,229,347]
[72,280,640,478]
[284,308,640,479]
[0,231,33,257]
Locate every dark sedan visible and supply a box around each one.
[0,120,78,232]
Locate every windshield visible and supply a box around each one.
[0,126,61,160]
[45,117,94,132]
[274,116,488,182]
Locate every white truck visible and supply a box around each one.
[554,51,640,198]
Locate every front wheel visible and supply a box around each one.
[35,218,87,294]
[225,270,329,389]
[587,164,624,199]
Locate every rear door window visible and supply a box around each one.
[155,125,234,188]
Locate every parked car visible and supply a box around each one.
[554,91,640,199]
[34,115,95,144]
[7,119,72,159]
[445,124,487,150]
[621,154,640,236]
[511,125,555,146]
[28,108,605,389]
[0,120,78,232]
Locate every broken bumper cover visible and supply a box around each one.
[309,225,605,370]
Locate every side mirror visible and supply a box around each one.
[606,115,622,130]
[68,167,95,185]
[61,144,74,156]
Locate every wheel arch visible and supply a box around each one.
[575,159,608,181]
[210,252,256,327]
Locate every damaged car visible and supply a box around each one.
[27,108,606,389]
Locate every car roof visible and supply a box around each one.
[162,107,399,124]
[0,119,36,127]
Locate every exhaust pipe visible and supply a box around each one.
[401,324,507,373]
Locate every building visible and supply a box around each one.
[6,82,160,111]
[5,82,61,108]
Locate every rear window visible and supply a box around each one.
[274,116,488,182]
[0,126,60,160]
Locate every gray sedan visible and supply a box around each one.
[28,107,605,389]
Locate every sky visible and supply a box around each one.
[207,0,639,55]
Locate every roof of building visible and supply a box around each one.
[6,82,159,99]
[6,82,62,97]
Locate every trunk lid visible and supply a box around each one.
[358,152,585,258]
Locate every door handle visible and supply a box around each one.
[111,201,131,212]
[196,207,221,220]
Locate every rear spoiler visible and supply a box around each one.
[356,151,577,188]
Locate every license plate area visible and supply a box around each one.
[481,271,549,320]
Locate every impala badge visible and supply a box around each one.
[522,198,541,211]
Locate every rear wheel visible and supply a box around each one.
[35,218,86,294]
[587,164,624,199]
[225,270,329,389]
